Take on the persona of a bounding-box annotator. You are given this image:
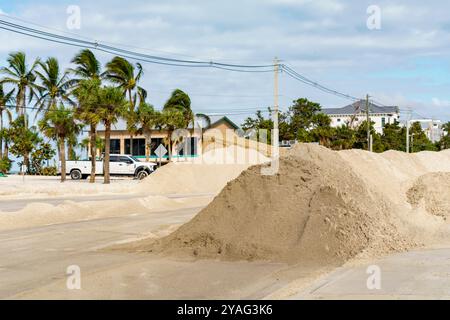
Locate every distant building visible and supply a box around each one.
[95,115,240,162]
[410,119,444,143]
[322,100,400,134]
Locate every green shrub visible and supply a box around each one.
[0,157,12,174]
[40,166,57,176]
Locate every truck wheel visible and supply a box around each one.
[136,170,149,180]
[70,169,82,180]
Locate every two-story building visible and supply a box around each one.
[322,100,400,134]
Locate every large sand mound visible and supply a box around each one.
[132,144,450,267]
[139,146,270,195]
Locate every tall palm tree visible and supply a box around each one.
[70,50,103,183]
[69,49,103,83]
[38,105,81,182]
[34,57,74,115]
[163,89,193,161]
[160,108,186,161]
[97,86,128,184]
[0,52,40,115]
[73,79,102,183]
[0,85,15,159]
[137,102,160,161]
[105,56,146,154]
[164,89,193,126]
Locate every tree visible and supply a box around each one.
[70,50,103,182]
[97,86,128,184]
[73,79,102,183]
[440,122,450,150]
[409,122,437,152]
[38,105,81,182]
[0,85,14,159]
[34,57,74,114]
[380,122,406,152]
[136,102,160,161]
[0,52,40,115]
[9,115,41,173]
[30,142,56,175]
[289,98,322,135]
[160,108,186,161]
[69,49,103,83]
[105,57,145,152]
[164,89,193,126]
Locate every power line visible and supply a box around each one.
[0,19,275,71]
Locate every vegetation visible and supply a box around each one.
[0,49,448,181]
[243,98,448,153]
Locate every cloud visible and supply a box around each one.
[0,0,450,123]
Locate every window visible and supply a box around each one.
[119,156,133,164]
[125,139,146,156]
[381,117,386,127]
[177,137,198,156]
[110,139,121,154]
[337,118,341,122]
[109,156,120,162]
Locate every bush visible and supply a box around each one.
[0,157,12,174]
[40,166,57,176]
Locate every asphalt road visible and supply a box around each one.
[292,247,450,300]
[0,206,202,298]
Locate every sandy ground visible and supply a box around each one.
[2,145,450,299]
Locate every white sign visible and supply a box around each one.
[155,144,168,159]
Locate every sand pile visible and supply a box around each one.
[407,172,450,219]
[139,146,270,195]
[135,144,431,266]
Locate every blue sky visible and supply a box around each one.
[0,0,449,126]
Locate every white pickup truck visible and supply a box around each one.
[61,154,157,180]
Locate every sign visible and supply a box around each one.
[154,144,168,159]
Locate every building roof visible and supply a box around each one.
[207,115,240,130]
[322,100,399,116]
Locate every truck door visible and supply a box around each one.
[109,156,121,174]
[119,156,135,174]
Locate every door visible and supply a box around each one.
[119,156,135,174]
[109,156,122,174]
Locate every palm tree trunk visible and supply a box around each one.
[128,89,134,155]
[145,131,151,162]
[89,124,97,183]
[60,138,66,182]
[104,121,111,184]
[168,129,173,161]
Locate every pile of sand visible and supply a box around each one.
[132,144,434,266]
[407,172,450,219]
[139,146,270,195]
[124,144,450,268]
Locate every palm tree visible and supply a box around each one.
[160,108,186,161]
[97,86,128,184]
[38,105,81,182]
[0,85,14,159]
[70,50,103,183]
[105,56,146,153]
[34,57,74,114]
[164,89,193,126]
[137,102,160,161]
[73,79,102,183]
[69,49,103,83]
[163,89,193,161]
[0,52,40,115]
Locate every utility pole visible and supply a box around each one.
[366,94,370,151]
[406,107,411,153]
[273,57,279,147]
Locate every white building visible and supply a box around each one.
[322,100,400,134]
[410,119,444,143]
